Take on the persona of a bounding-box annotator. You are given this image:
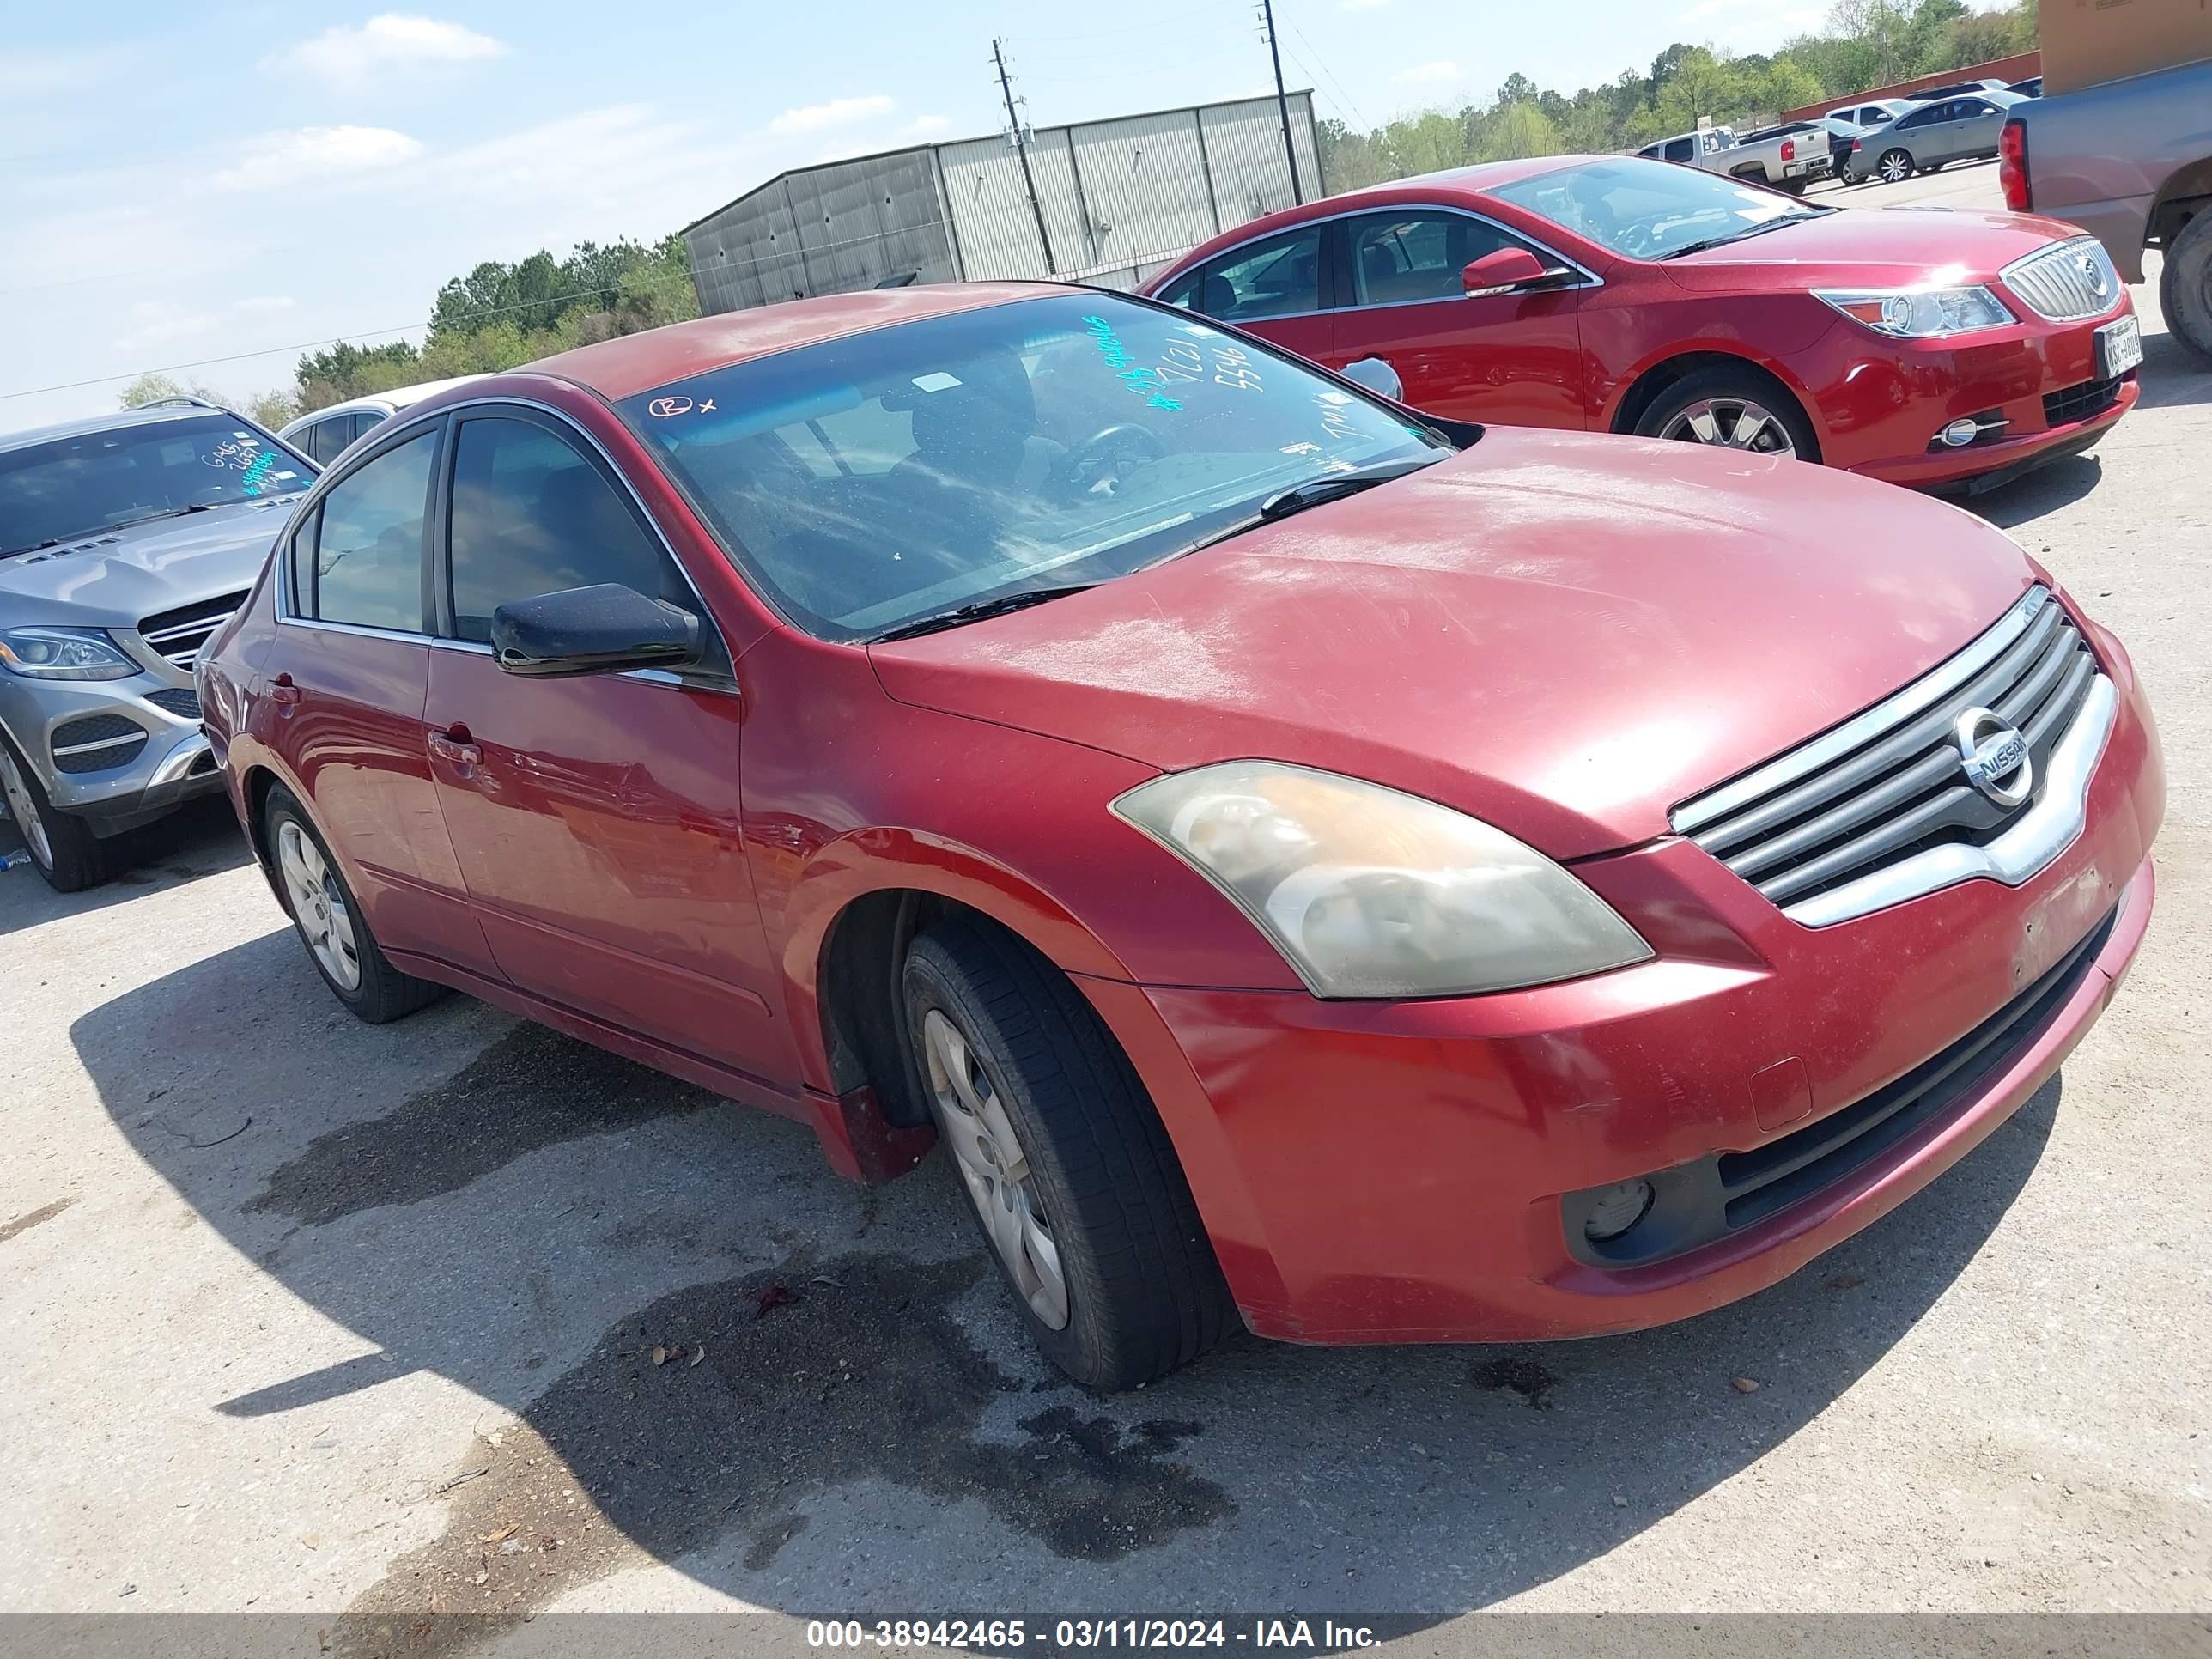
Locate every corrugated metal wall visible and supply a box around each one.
[683,92,1319,314]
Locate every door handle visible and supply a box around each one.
[428,726,483,768]
[268,672,301,707]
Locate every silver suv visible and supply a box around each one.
[0,400,313,890]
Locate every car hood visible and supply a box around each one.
[869,428,2038,859]
[0,497,297,628]
[1660,205,2083,290]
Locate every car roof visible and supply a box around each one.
[281,374,489,432]
[0,400,239,454]
[523,283,1064,400]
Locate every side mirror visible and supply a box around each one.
[489,582,701,678]
[1462,246,1562,298]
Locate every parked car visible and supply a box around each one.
[2004,58,2212,363]
[1144,155,2140,491]
[1637,127,1732,165]
[1910,78,2013,101]
[1,400,314,890]
[1638,122,1827,193]
[279,375,485,466]
[1851,88,2030,184]
[200,284,2163,1389]
[1827,97,1917,131]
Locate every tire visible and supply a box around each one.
[902,916,1232,1390]
[2160,209,2212,367]
[263,786,444,1024]
[1632,364,1820,463]
[0,729,106,893]
[1876,148,1915,185]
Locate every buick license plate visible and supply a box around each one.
[2096,314,2142,378]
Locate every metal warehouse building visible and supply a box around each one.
[681,90,1322,314]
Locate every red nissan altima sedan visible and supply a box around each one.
[199,284,2161,1388]
[1143,155,2142,490]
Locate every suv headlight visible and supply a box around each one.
[0,627,140,681]
[1814,285,2013,337]
[1112,761,1652,999]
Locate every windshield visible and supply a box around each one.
[617,292,1448,641]
[1491,157,1824,262]
[0,415,312,556]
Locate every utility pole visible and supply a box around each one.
[1257,0,1304,205]
[992,38,1056,275]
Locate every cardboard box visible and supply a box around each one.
[2039,0,2212,94]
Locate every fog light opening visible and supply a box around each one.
[1583,1179,1656,1243]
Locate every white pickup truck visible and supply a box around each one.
[1637,121,1832,194]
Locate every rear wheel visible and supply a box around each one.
[0,731,105,893]
[902,916,1232,1390]
[1634,366,1817,462]
[1877,148,1915,185]
[264,787,444,1023]
[2159,208,2212,366]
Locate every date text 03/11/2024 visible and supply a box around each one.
[805,1620,1384,1651]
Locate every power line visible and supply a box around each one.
[1288,20,1370,128]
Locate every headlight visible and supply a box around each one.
[1112,761,1652,999]
[0,627,140,682]
[1814,285,2014,337]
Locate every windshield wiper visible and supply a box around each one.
[1257,454,1444,522]
[1,538,64,559]
[871,582,1100,642]
[1661,212,1824,260]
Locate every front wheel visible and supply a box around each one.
[1877,148,1915,185]
[902,917,1232,1390]
[2160,207,2212,366]
[264,787,445,1023]
[0,731,105,892]
[1634,366,1818,462]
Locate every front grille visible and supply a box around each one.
[1719,902,2114,1231]
[51,714,148,774]
[2044,375,2124,428]
[2002,236,2124,322]
[1565,901,2117,1267]
[1672,587,2100,918]
[143,687,201,720]
[137,592,247,671]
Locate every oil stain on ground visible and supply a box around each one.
[337,1253,1229,1656]
[245,1023,718,1226]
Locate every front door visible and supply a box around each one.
[419,406,797,1088]
[1326,209,1590,428]
[1949,97,2003,160]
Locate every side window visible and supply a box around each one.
[1896,105,1934,130]
[1188,227,1323,322]
[1662,137,1695,162]
[1153,268,1200,310]
[1346,212,1526,307]
[307,430,436,631]
[1954,99,1992,118]
[351,410,386,445]
[299,418,342,465]
[446,416,694,645]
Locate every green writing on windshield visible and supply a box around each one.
[1083,314,1182,411]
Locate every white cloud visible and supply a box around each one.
[1395,59,1462,86]
[112,301,217,356]
[270,14,506,93]
[768,95,895,137]
[896,114,953,141]
[213,125,424,191]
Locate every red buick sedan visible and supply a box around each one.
[1144,155,2141,490]
[200,285,2161,1389]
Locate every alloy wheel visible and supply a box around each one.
[0,745,52,871]
[276,821,362,992]
[1657,398,1799,458]
[1879,149,1913,184]
[920,1007,1071,1330]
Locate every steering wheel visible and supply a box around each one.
[1047,424,1164,505]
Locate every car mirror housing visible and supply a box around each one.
[489,583,702,678]
[1462,247,1559,298]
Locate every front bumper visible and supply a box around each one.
[0,671,220,831]
[1079,660,2162,1345]
[1802,301,2141,489]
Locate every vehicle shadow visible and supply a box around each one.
[2132,330,2212,410]
[72,935,2059,1634]
[0,797,252,939]
[1961,453,2106,530]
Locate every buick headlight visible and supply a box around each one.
[1814,285,2013,337]
[1113,761,1651,999]
[0,627,139,681]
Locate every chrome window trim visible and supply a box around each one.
[1784,674,2117,927]
[1170,200,1603,326]
[1671,587,2051,836]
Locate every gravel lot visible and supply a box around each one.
[4,162,2209,1639]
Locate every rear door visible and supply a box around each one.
[270,420,490,973]
[419,404,797,1085]
[1326,207,1593,428]
[1153,223,1335,367]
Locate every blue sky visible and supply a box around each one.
[1,0,1830,433]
